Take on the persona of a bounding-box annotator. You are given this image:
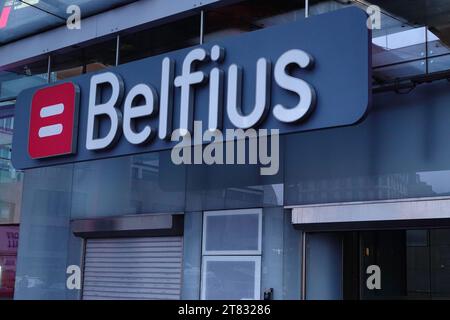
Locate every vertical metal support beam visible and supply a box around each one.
[301,232,307,299]
[200,10,205,45]
[115,35,121,66]
[46,55,52,83]
[305,0,309,18]
[425,27,429,74]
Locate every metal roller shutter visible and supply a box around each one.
[82,236,183,300]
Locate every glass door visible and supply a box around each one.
[305,228,450,300]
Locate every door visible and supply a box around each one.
[82,236,183,300]
[305,233,343,300]
[360,231,406,299]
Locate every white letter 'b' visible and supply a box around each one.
[86,72,124,150]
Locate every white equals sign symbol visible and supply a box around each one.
[38,103,65,138]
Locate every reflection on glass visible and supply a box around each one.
[50,39,116,82]
[204,0,306,43]
[0,225,18,300]
[119,14,200,64]
[204,213,260,252]
[0,0,137,45]
[373,59,427,82]
[287,164,450,205]
[363,229,450,299]
[202,258,259,300]
[0,116,22,224]
[0,59,48,100]
[71,151,185,219]
[427,54,450,74]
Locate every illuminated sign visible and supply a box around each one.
[12,7,371,170]
[28,82,79,159]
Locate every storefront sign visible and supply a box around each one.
[12,7,371,170]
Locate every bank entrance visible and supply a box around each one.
[304,229,450,300]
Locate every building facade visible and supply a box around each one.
[2,0,450,300]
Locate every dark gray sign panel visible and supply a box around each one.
[12,7,371,170]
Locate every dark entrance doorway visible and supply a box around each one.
[305,229,450,300]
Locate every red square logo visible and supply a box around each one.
[28,82,80,159]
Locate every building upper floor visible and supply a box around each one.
[1,0,450,103]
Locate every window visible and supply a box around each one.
[204,0,306,43]
[50,38,117,82]
[201,256,261,300]
[202,209,262,255]
[119,14,200,64]
[0,0,138,46]
[0,112,22,224]
[0,225,19,300]
[201,209,262,300]
[0,58,48,101]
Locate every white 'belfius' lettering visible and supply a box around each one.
[85,46,316,150]
[123,83,159,145]
[273,49,316,123]
[86,72,124,150]
[174,48,208,136]
[226,58,271,129]
[159,57,175,140]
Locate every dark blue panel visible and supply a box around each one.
[285,79,450,205]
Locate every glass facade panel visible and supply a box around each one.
[203,211,261,253]
[0,58,48,101]
[0,0,137,45]
[201,257,261,300]
[309,1,450,82]
[0,115,22,224]
[427,54,450,74]
[201,210,262,300]
[119,14,200,64]
[373,60,427,82]
[50,39,117,82]
[0,225,18,300]
[204,0,306,43]
[71,151,185,219]
[14,165,74,299]
[285,78,450,206]
[185,163,284,211]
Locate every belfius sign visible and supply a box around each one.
[12,7,371,170]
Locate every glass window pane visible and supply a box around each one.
[407,245,431,297]
[119,14,200,64]
[0,115,23,224]
[428,54,450,74]
[50,39,117,82]
[430,230,450,298]
[407,230,428,247]
[204,210,261,254]
[0,225,19,300]
[202,257,260,300]
[0,0,138,45]
[71,151,186,219]
[204,0,306,43]
[0,59,48,100]
[373,59,427,82]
